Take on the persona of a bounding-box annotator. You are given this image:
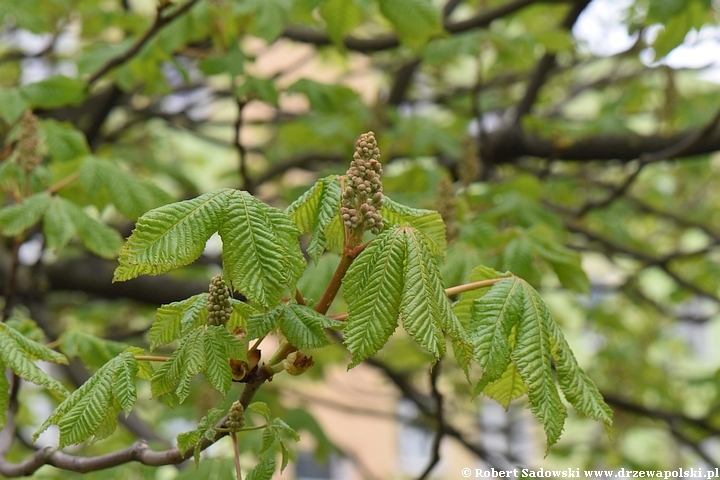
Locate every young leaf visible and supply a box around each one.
[383,196,446,257]
[114,189,233,281]
[220,190,305,307]
[378,0,442,48]
[469,277,612,447]
[481,362,527,409]
[60,331,128,368]
[177,408,225,466]
[400,228,450,358]
[151,328,206,403]
[38,120,89,162]
[277,303,333,349]
[247,401,272,422]
[204,325,247,394]
[62,198,124,258]
[0,192,51,236]
[247,308,282,340]
[43,197,75,251]
[150,294,208,350]
[549,321,613,431]
[0,322,68,403]
[151,326,245,401]
[113,353,139,415]
[34,351,139,447]
[320,0,363,45]
[285,175,342,263]
[343,228,405,367]
[246,456,276,480]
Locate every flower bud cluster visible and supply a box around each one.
[207,274,233,326]
[17,111,41,173]
[341,132,384,235]
[226,401,245,432]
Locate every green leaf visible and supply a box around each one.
[62,198,124,258]
[20,76,87,109]
[343,227,405,367]
[177,408,225,466]
[204,325,247,395]
[151,328,206,403]
[59,331,128,368]
[235,77,279,106]
[400,227,450,358]
[469,277,612,447]
[550,322,613,431]
[247,401,272,422]
[0,368,9,430]
[277,303,332,349]
[383,196,446,257]
[320,0,363,45]
[112,354,139,415]
[114,189,233,281]
[219,190,305,307]
[43,197,75,252]
[34,351,139,447]
[482,362,527,409]
[107,168,172,220]
[378,0,442,48]
[0,192,51,237]
[285,175,342,263]
[246,456,276,480]
[39,120,89,162]
[150,294,208,350]
[0,89,28,124]
[0,323,68,400]
[247,308,282,339]
[199,42,246,77]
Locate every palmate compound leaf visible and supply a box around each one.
[285,175,343,263]
[221,191,306,306]
[34,351,139,447]
[469,277,612,447]
[114,189,233,281]
[343,226,471,368]
[382,196,446,257]
[0,321,69,430]
[114,189,304,307]
[149,294,208,350]
[151,326,246,403]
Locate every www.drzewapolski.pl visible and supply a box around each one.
[461,468,719,478]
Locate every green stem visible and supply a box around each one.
[444,276,513,296]
[134,355,170,362]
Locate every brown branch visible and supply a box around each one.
[282,0,565,53]
[573,107,720,216]
[87,0,201,86]
[417,361,444,480]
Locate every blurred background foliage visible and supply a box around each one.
[2,0,720,477]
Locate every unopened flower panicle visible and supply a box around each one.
[341,132,384,235]
[207,274,233,326]
[226,401,245,432]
